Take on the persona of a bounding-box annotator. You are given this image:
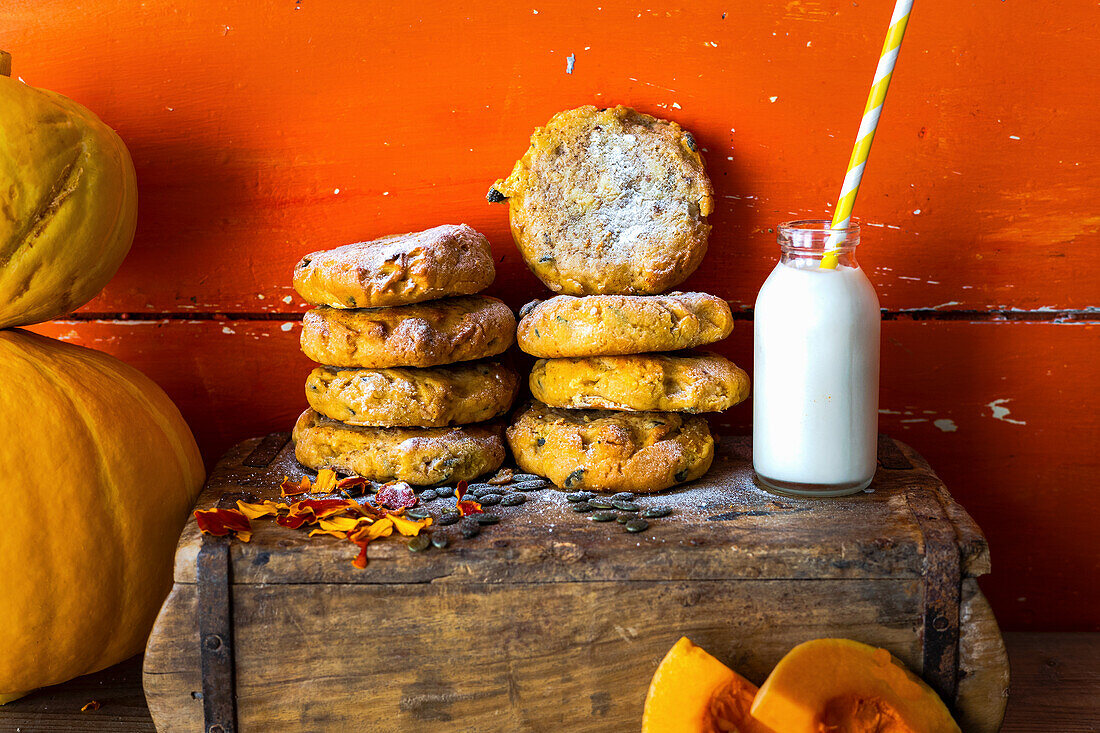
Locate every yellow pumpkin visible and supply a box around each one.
[643,637,765,733]
[0,329,204,703]
[750,639,961,733]
[0,50,138,329]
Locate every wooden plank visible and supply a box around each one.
[145,578,928,732]
[1002,632,1100,733]
[162,433,986,586]
[5,633,1092,732]
[0,655,153,733]
[1,0,1097,313]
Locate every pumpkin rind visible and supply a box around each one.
[643,636,763,733]
[750,638,962,733]
[0,330,203,701]
[0,73,138,328]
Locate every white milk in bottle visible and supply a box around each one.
[753,220,880,496]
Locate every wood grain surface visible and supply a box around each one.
[2,0,1097,633]
[141,434,1006,732]
[3,634,1093,732]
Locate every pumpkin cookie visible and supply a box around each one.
[292,409,505,485]
[516,292,733,358]
[488,105,713,295]
[506,401,714,493]
[306,361,519,427]
[530,353,749,413]
[300,295,516,368]
[292,223,495,308]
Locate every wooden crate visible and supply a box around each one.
[143,434,1009,732]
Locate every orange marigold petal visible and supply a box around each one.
[80,701,101,712]
[309,528,348,539]
[390,513,433,536]
[280,475,312,497]
[349,516,393,542]
[313,468,338,493]
[195,508,253,536]
[236,500,279,520]
[318,516,362,532]
[456,499,483,517]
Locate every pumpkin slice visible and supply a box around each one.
[643,636,763,733]
[750,639,961,733]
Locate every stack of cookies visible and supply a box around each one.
[488,105,749,494]
[290,224,519,485]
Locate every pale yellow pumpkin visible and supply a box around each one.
[0,329,204,702]
[0,51,138,328]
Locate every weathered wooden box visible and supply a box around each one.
[143,434,1008,732]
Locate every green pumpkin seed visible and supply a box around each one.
[564,469,585,488]
[478,493,503,506]
[475,513,501,525]
[588,498,614,510]
[512,474,544,483]
[641,506,673,518]
[430,533,450,549]
[512,480,550,492]
[405,507,431,520]
[435,486,455,498]
[566,491,593,503]
[437,511,460,526]
[460,520,481,538]
[624,518,650,533]
[572,502,594,513]
[616,515,629,524]
[471,484,496,497]
[610,492,636,502]
[501,493,526,506]
[407,534,431,552]
[590,510,617,522]
[612,500,640,512]
[419,489,438,502]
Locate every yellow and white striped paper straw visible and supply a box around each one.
[822,0,914,269]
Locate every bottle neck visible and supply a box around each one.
[780,246,859,268]
[776,219,861,269]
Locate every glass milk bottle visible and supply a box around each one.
[753,220,880,496]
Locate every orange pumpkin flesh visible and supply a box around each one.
[750,639,961,733]
[643,637,763,733]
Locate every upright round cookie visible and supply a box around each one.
[293,224,495,308]
[506,401,714,493]
[517,292,733,358]
[301,295,516,368]
[489,105,713,295]
[306,361,519,427]
[530,353,749,413]
[293,409,505,485]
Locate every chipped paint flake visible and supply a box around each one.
[987,398,1026,425]
[222,326,236,335]
[282,295,293,304]
[933,419,957,432]
[769,96,778,103]
[566,53,575,74]
[280,322,295,332]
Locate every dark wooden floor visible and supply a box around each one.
[0,633,1095,731]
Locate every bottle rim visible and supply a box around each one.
[777,219,861,251]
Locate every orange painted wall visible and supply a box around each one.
[4,0,1098,630]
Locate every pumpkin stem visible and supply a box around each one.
[0,51,10,77]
